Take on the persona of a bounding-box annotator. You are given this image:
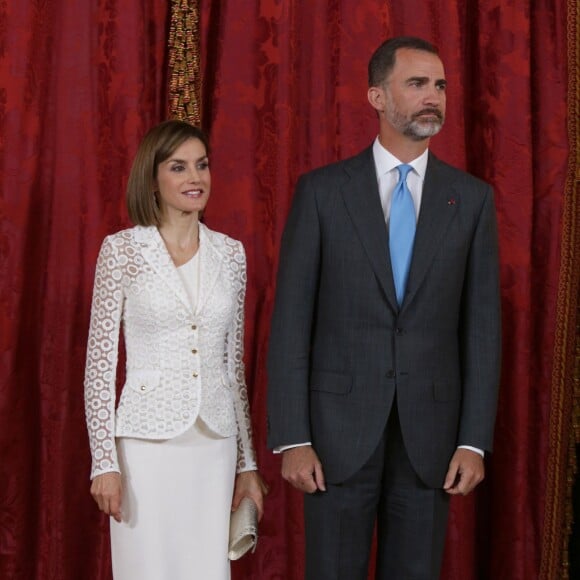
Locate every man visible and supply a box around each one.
[267,36,501,580]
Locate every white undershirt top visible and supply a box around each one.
[177,250,201,311]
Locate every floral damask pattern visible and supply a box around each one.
[0,1,575,579]
[0,2,171,579]
[199,1,573,579]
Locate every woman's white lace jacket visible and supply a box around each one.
[84,224,257,479]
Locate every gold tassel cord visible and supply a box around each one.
[540,1,580,578]
[168,0,201,125]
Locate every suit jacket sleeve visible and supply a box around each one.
[84,236,123,479]
[267,174,321,449]
[228,241,258,472]
[458,185,502,452]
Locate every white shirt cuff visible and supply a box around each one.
[273,442,312,454]
[458,445,484,457]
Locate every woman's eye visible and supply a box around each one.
[171,165,185,172]
[197,162,209,171]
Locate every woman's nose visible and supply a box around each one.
[186,166,200,182]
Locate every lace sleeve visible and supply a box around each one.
[84,236,123,479]
[226,241,258,473]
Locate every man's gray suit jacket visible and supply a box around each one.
[267,146,501,488]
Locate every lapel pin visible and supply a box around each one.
[447,198,456,206]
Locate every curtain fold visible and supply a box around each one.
[0,1,575,579]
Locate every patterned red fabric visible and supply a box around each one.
[199,2,570,579]
[0,1,571,579]
[0,1,169,578]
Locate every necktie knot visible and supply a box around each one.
[397,164,412,182]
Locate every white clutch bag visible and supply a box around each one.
[228,497,258,560]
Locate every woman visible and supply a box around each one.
[84,120,267,579]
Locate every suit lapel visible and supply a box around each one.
[136,226,194,314]
[195,224,223,315]
[340,148,399,312]
[402,154,458,311]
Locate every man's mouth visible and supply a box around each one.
[413,109,443,122]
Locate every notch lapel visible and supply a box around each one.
[401,154,458,311]
[195,224,223,316]
[340,149,398,313]
[136,226,194,314]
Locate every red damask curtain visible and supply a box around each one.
[0,1,170,578]
[199,2,576,579]
[1,1,577,580]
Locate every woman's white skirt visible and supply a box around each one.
[110,419,237,580]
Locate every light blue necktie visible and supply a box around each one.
[389,164,416,305]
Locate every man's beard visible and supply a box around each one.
[386,99,444,141]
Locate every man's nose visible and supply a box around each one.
[424,84,443,105]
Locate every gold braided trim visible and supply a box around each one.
[168,0,201,125]
[540,1,580,578]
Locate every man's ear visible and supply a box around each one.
[367,86,386,114]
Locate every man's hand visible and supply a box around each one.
[281,446,326,493]
[443,448,485,496]
[90,472,123,522]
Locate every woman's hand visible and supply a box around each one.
[90,472,123,522]
[231,470,269,521]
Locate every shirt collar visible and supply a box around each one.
[372,136,429,180]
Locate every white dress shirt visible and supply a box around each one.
[373,136,427,223]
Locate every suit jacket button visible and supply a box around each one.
[192,372,198,378]
[192,349,198,354]
[140,385,147,391]
[191,324,197,330]
[396,327,403,335]
[386,370,395,378]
